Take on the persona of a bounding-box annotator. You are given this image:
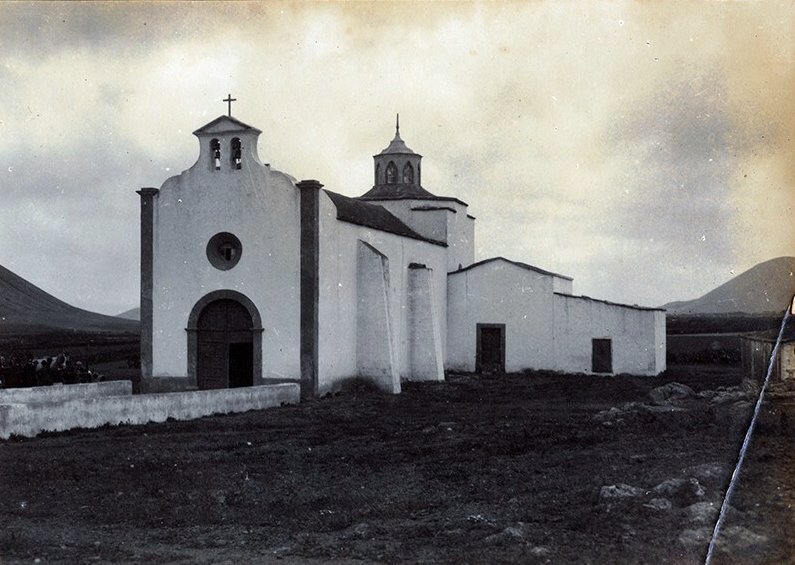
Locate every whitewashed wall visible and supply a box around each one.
[316,192,448,394]
[150,135,301,382]
[552,294,665,376]
[780,342,795,381]
[446,259,556,372]
[371,199,475,272]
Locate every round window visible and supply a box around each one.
[206,232,242,270]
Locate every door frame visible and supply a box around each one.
[476,323,506,373]
[186,290,264,388]
[591,338,613,373]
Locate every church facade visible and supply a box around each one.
[138,113,665,397]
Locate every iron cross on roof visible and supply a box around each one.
[223,94,237,117]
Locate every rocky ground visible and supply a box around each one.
[0,366,789,564]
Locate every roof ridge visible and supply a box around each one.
[449,256,573,280]
[193,115,262,136]
[323,190,446,247]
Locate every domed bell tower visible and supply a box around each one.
[373,114,422,189]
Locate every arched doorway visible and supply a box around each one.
[187,291,263,390]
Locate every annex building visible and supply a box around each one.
[138,111,665,397]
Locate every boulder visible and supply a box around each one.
[649,382,695,403]
[685,501,719,523]
[643,498,672,511]
[600,483,644,499]
[653,477,705,506]
[678,527,712,546]
[717,526,769,553]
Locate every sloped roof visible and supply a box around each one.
[377,130,418,155]
[741,321,795,343]
[192,115,262,136]
[359,186,469,207]
[323,190,446,247]
[554,292,666,312]
[449,256,573,280]
[360,183,437,200]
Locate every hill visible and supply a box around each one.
[663,256,795,315]
[116,307,140,321]
[0,264,139,335]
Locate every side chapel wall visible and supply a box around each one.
[316,192,448,394]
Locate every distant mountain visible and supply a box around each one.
[0,264,139,335]
[116,307,140,321]
[664,257,795,315]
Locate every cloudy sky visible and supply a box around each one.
[1,1,793,315]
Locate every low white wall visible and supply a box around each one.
[553,294,664,376]
[0,383,299,440]
[0,381,132,404]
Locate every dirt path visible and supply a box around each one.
[709,387,795,565]
[0,368,768,564]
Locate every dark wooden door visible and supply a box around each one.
[592,338,612,373]
[228,342,254,388]
[197,300,254,390]
[477,324,505,373]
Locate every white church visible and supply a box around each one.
[138,110,665,398]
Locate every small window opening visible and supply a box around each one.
[207,232,242,271]
[231,138,242,170]
[211,139,221,170]
[219,242,237,262]
[385,161,397,183]
[402,162,414,184]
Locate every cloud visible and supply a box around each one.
[0,1,792,313]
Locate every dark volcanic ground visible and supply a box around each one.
[0,366,789,564]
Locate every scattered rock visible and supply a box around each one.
[678,527,712,546]
[685,501,719,523]
[649,382,695,403]
[344,522,371,539]
[729,400,754,417]
[643,498,672,511]
[653,478,705,506]
[682,462,728,484]
[717,526,769,553]
[697,389,717,400]
[467,514,497,527]
[271,544,293,556]
[740,379,760,397]
[530,545,551,556]
[600,484,644,499]
[640,403,686,414]
[483,523,529,545]
[593,406,625,425]
[503,523,530,540]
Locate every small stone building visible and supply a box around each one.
[741,323,795,382]
[138,112,665,397]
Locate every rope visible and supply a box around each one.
[704,302,792,564]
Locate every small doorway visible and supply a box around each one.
[592,338,613,373]
[196,299,255,390]
[228,342,254,388]
[477,323,506,373]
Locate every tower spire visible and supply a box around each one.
[396,113,400,137]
